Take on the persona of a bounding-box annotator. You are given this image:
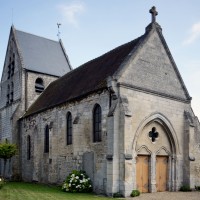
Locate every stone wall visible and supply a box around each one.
[187,116,200,187]
[21,90,109,193]
[115,29,197,195]
[0,30,22,141]
[117,85,195,195]
[0,31,60,178]
[0,31,23,178]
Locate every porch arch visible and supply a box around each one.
[132,112,179,192]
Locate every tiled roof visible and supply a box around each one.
[15,28,71,77]
[24,35,144,117]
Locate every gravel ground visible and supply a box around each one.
[125,191,200,200]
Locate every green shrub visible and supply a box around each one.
[179,185,191,192]
[195,186,200,191]
[62,170,92,193]
[113,192,123,198]
[130,189,140,197]
[0,177,5,189]
[0,141,17,178]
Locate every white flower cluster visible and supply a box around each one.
[62,170,92,192]
[0,177,4,189]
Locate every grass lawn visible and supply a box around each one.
[0,182,113,200]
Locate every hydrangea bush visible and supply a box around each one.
[62,170,92,193]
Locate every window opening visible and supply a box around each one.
[27,135,31,160]
[93,104,102,142]
[66,112,72,145]
[10,82,14,103]
[35,78,44,93]
[11,53,15,76]
[6,85,10,105]
[44,125,49,153]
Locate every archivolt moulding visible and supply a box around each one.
[132,112,180,154]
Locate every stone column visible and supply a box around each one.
[106,110,120,196]
[175,155,182,190]
[188,125,195,188]
[183,111,195,188]
[132,155,137,190]
[171,155,176,191]
[167,156,172,191]
[123,156,134,196]
[150,153,156,192]
[118,113,134,196]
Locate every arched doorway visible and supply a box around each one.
[133,113,179,193]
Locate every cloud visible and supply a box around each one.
[57,2,85,27]
[183,22,200,45]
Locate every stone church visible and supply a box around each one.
[0,7,200,197]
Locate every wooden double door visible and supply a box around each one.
[136,155,168,193]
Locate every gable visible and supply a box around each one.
[0,29,22,108]
[1,29,21,82]
[119,29,190,101]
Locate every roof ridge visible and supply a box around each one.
[15,29,59,43]
[79,37,142,68]
[23,34,144,117]
[58,36,143,80]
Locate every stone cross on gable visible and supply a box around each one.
[149,6,158,23]
[149,127,159,142]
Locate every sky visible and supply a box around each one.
[0,0,200,118]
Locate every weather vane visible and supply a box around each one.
[57,23,61,40]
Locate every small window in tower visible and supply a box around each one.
[8,64,11,79]
[11,53,15,76]
[10,82,14,103]
[35,78,44,93]
[6,85,10,105]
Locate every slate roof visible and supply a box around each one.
[14,28,71,77]
[24,35,144,117]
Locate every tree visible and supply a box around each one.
[0,141,17,178]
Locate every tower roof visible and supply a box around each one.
[13,27,72,76]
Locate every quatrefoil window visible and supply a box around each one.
[149,127,159,142]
